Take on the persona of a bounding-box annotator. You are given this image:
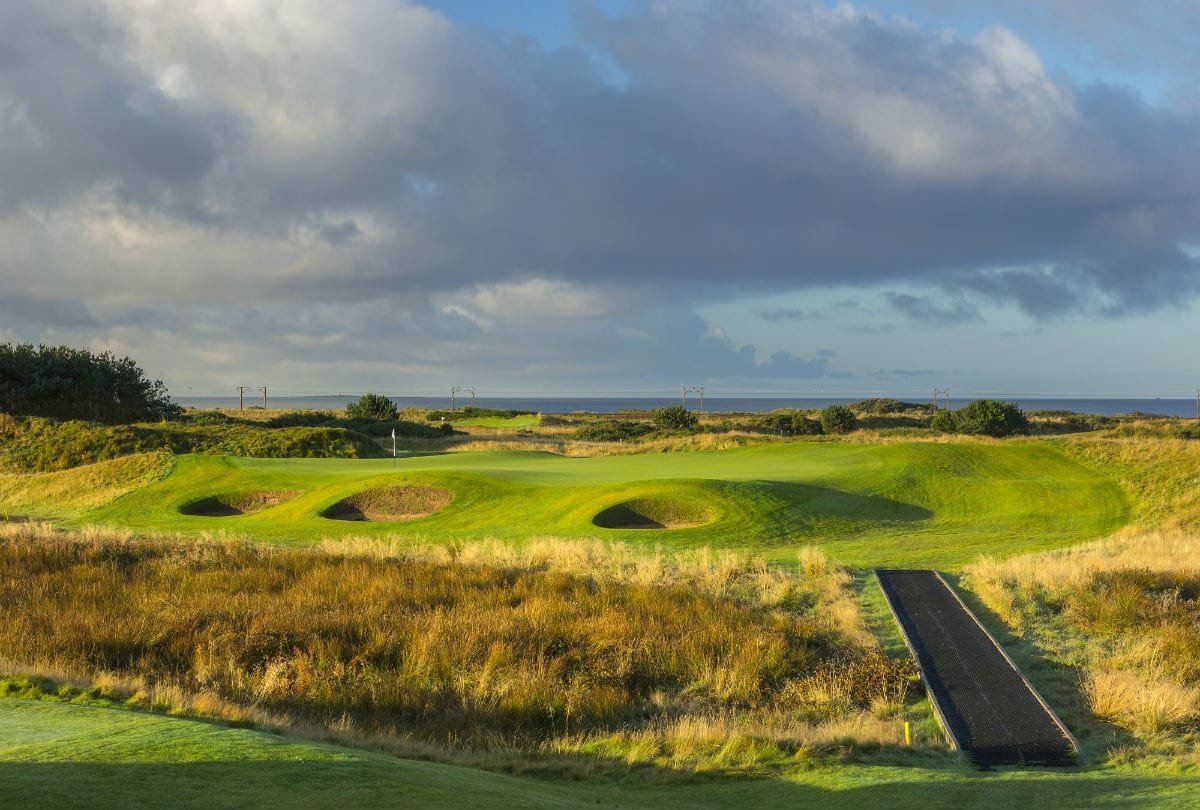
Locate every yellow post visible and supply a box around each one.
[904,721,911,746]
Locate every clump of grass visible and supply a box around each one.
[967,529,1200,751]
[0,524,913,770]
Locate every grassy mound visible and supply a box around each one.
[593,496,712,529]
[323,485,454,522]
[0,452,173,519]
[178,490,297,517]
[72,441,1128,568]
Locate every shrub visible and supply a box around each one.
[851,398,925,415]
[929,410,957,433]
[954,399,1030,437]
[653,405,699,432]
[755,411,823,435]
[819,405,857,435]
[575,420,655,442]
[346,393,397,421]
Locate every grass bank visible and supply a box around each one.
[6,440,1127,569]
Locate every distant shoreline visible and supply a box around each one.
[174,395,1200,418]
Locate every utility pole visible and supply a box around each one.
[450,386,459,408]
[683,386,705,411]
[1195,389,1199,420]
[259,386,267,409]
[467,387,476,406]
[237,386,250,411]
[933,387,950,412]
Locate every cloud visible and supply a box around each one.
[886,293,980,324]
[872,368,942,380]
[1,1,1199,386]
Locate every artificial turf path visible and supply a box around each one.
[876,569,1080,768]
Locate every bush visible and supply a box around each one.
[755,411,823,436]
[819,405,857,435]
[0,343,179,423]
[851,398,925,415]
[346,393,397,421]
[954,399,1030,438]
[653,406,699,432]
[929,410,957,433]
[575,420,655,442]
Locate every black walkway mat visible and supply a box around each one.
[876,569,1081,768]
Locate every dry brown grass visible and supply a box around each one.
[967,529,1200,749]
[0,524,912,769]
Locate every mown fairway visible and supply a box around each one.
[2,698,1196,810]
[52,440,1131,568]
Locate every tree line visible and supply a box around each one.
[0,343,178,424]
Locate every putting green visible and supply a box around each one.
[56,440,1130,568]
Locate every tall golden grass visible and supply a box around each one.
[968,529,1200,741]
[0,524,913,768]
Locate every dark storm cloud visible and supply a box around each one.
[2,0,1199,386]
[0,296,99,330]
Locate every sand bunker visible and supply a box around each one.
[592,497,712,530]
[179,491,297,517]
[323,485,454,522]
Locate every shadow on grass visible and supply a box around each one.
[940,573,1141,762]
[745,481,932,545]
[0,760,1194,810]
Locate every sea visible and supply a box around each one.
[174,395,1200,418]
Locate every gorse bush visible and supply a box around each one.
[653,406,699,432]
[574,420,655,442]
[954,399,1030,437]
[0,417,383,472]
[0,527,911,748]
[931,399,1029,437]
[346,393,397,421]
[819,405,857,435]
[424,407,536,422]
[754,411,823,436]
[0,343,179,423]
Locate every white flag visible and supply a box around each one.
[391,428,396,439]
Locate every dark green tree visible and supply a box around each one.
[0,343,178,423]
[929,410,957,433]
[653,405,699,432]
[953,399,1030,437]
[819,404,858,435]
[346,393,398,421]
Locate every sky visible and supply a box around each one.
[2,1,1200,398]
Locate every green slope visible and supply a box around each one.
[44,440,1130,568]
[2,698,1196,810]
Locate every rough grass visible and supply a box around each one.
[0,452,173,519]
[0,523,913,767]
[1057,436,1200,528]
[0,416,383,473]
[967,530,1200,752]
